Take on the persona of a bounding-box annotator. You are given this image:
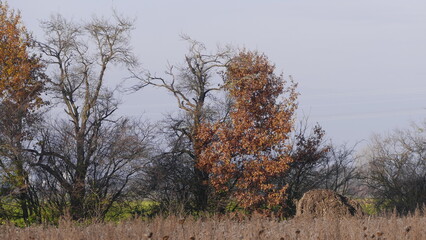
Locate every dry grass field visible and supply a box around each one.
[1,213,426,240]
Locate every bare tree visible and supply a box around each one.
[364,122,426,214]
[133,37,233,211]
[30,14,150,220]
[317,143,360,195]
[137,147,194,213]
[33,118,152,219]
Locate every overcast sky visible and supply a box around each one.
[9,0,426,147]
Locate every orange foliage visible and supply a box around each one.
[197,51,298,210]
[0,2,44,109]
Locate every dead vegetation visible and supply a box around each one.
[1,212,426,240]
[296,189,364,218]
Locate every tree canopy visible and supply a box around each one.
[0,2,44,109]
[197,51,298,211]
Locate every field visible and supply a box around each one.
[2,213,426,240]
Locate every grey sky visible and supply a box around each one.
[9,0,426,146]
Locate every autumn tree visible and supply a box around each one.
[197,51,298,212]
[31,14,150,220]
[134,37,233,211]
[0,3,44,107]
[0,2,46,224]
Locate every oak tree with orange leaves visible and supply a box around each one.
[0,2,46,224]
[197,51,298,212]
[0,3,44,108]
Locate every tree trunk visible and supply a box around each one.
[192,111,210,211]
[70,133,87,220]
[69,179,86,220]
[193,167,209,211]
[19,192,29,224]
[15,153,31,225]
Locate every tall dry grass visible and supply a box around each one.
[1,213,426,240]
